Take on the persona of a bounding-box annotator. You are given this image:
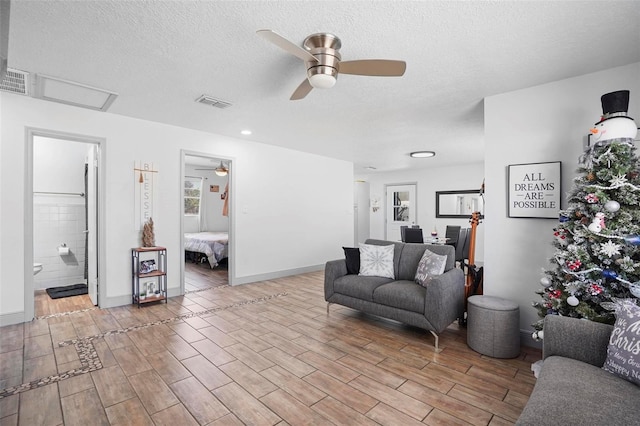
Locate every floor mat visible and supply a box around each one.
[45,283,88,299]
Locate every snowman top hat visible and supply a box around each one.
[596,90,633,124]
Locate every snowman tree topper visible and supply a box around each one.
[590,90,638,143]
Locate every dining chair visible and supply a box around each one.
[400,225,408,242]
[445,225,461,249]
[404,228,424,243]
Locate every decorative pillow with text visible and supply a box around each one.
[602,298,640,386]
[414,249,447,287]
[358,243,394,279]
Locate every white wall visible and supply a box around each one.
[0,94,354,324]
[358,162,485,262]
[485,62,640,345]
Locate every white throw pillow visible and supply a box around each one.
[414,249,447,287]
[358,243,395,279]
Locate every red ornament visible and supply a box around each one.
[548,290,562,299]
[567,259,582,271]
[585,193,599,204]
[588,284,604,295]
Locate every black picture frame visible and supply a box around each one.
[508,161,561,218]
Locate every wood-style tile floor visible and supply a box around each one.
[1,271,540,425]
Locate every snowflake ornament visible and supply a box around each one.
[609,174,628,187]
[600,241,622,257]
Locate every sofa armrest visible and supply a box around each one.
[324,259,348,301]
[423,267,465,333]
[543,315,613,367]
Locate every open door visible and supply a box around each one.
[87,145,98,305]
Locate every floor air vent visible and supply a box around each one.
[0,68,29,95]
[196,95,232,109]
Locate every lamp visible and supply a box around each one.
[215,161,228,176]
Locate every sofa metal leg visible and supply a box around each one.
[429,330,440,351]
[326,302,332,314]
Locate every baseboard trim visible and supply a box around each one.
[231,264,324,286]
[0,311,26,326]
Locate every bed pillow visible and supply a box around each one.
[414,248,447,287]
[342,247,360,275]
[602,299,640,386]
[358,243,394,279]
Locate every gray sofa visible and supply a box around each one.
[324,239,465,349]
[517,315,640,425]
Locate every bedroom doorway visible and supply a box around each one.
[180,151,232,294]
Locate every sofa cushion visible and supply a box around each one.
[602,298,640,386]
[342,247,360,275]
[334,275,393,302]
[359,243,394,279]
[414,249,447,287]
[516,355,640,425]
[373,280,426,313]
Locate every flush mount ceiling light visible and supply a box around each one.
[364,166,377,170]
[240,129,252,135]
[410,151,436,158]
[34,74,118,111]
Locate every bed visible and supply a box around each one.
[184,231,229,268]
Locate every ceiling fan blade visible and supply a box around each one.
[339,60,406,76]
[290,79,313,100]
[257,29,318,63]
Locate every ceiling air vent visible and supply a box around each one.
[196,95,232,109]
[0,68,29,95]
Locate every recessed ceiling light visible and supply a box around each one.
[364,166,377,170]
[410,151,435,158]
[240,129,252,135]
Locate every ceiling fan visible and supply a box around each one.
[195,161,228,176]
[256,29,406,100]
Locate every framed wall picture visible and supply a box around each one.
[508,161,561,218]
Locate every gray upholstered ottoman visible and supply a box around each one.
[467,295,520,358]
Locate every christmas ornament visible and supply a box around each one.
[604,200,620,212]
[602,269,618,279]
[588,218,602,233]
[540,277,550,286]
[624,235,640,246]
[553,229,568,246]
[567,295,580,306]
[588,284,604,295]
[585,193,599,203]
[600,241,622,257]
[590,91,638,142]
[549,290,562,299]
[567,259,581,271]
[559,214,570,223]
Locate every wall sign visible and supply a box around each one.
[508,161,561,218]
[134,161,159,230]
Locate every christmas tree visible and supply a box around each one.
[532,90,640,338]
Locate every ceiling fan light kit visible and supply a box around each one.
[257,29,406,100]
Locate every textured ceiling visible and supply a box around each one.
[7,1,640,172]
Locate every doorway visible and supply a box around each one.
[385,183,417,241]
[25,129,105,320]
[180,151,232,294]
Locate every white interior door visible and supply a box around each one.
[87,145,98,305]
[386,184,416,241]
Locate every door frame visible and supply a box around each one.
[179,150,235,293]
[384,182,418,241]
[24,127,106,321]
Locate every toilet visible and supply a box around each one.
[33,263,43,275]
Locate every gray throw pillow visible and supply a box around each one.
[358,243,394,279]
[414,248,447,287]
[602,298,640,386]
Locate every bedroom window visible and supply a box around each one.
[184,177,202,215]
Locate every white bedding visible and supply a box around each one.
[184,231,228,268]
